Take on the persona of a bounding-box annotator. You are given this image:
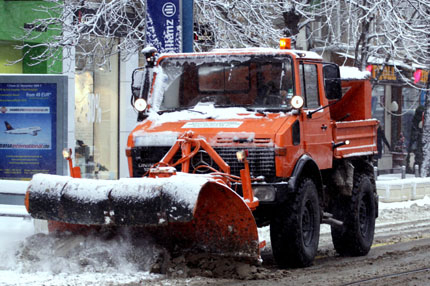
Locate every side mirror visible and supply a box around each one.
[323,64,342,100]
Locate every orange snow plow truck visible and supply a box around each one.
[25,42,379,268]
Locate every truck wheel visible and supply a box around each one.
[331,173,376,256]
[270,178,320,268]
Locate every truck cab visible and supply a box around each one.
[128,48,337,176]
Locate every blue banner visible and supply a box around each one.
[0,83,57,180]
[146,0,182,53]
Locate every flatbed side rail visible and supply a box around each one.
[333,119,378,159]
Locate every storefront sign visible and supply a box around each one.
[0,76,68,180]
[369,64,401,82]
[146,0,182,53]
[415,69,429,85]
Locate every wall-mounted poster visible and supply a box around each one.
[0,76,67,180]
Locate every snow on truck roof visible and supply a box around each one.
[339,66,371,80]
[158,47,322,60]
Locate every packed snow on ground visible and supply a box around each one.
[0,196,429,285]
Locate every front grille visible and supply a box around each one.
[215,147,275,178]
[131,147,171,177]
[131,146,276,178]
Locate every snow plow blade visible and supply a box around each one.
[25,173,260,259]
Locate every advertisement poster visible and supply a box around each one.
[0,83,57,180]
[146,0,182,53]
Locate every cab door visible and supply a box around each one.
[298,61,333,169]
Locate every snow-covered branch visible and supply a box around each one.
[11,0,146,71]
[9,0,430,75]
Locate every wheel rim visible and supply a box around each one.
[358,194,369,237]
[302,200,315,246]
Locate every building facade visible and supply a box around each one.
[0,0,139,180]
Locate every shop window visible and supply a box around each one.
[401,87,422,152]
[74,54,119,179]
[371,85,385,125]
[402,87,421,111]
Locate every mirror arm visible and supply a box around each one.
[307,99,340,118]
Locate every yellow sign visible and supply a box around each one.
[370,65,398,81]
[418,70,429,84]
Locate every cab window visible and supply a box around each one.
[299,63,320,108]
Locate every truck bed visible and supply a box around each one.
[332,119,378,159]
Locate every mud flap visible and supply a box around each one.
[26,173,260,260]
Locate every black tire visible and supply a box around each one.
[331,173,376,256]
[270,178,320,268]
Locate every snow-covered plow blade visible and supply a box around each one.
[25,173,260,260]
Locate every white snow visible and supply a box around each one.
[29,174,73,200]
[29,173,213,213]
[339,66,370,80]
[162,47,322,60]
[379,195,430,210]
[113,173,211,210]
[0,204,29,217]
[209,47,322,60]
[342,151,376,158]
[1,194,429,285]
[145,105,260,129]
[0,180,28,195]
[30,174,110,203]
[182,121,243,129]
[0,216,160,285]
[133,131,180,146]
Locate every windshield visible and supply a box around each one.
[152,55,295,112]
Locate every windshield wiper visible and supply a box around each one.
[157,107,206,115]
[245,106,292,113]
[212,104,246,109]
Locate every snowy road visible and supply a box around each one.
[0,197,430,285]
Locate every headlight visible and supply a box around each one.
[62,148,71,159]
[134,98,147,112]
[291,95,304,109]
[253,186,276,202]
[236,150,249,162]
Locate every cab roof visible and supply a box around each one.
[158,47,322,62]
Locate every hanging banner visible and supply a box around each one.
[146,0,182,53]
[0,76,68,180]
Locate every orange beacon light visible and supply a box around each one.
[280,38,291,49]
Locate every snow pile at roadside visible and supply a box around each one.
[0,180,28,195]
[377,195,430,223]
[379,195,430,210]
